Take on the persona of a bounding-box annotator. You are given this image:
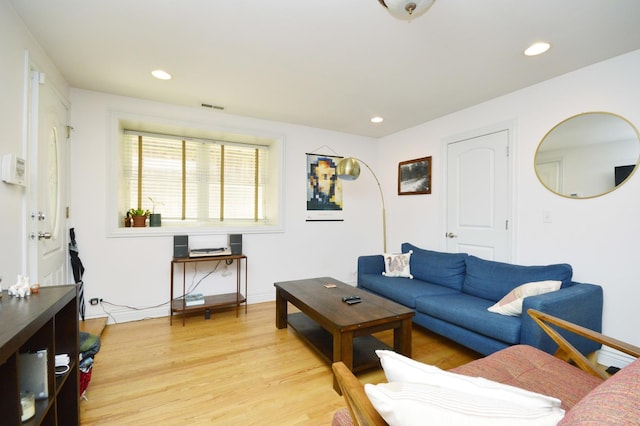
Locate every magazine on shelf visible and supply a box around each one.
[185,293,205,306]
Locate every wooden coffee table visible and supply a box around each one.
[274,277,415,392]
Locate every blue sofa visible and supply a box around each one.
[358,243,603,356]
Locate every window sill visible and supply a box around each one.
[108,223,284,238]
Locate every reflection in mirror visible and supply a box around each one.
[535,112,640,198]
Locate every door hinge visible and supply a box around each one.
[505,219,509,230]
[66,126,74,139]
[35,71,46,85]
[506,145,510,157]
[66,206,70,219]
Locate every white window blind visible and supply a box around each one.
[120,131,268,226]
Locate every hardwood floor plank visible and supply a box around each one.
[80,301,479,425]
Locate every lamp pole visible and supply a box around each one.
[337,157,387,253]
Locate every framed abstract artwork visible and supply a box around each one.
[306,153,344,221]
[398,156,431,195]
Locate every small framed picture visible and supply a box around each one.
[398,156,431,195]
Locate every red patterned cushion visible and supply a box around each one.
[452,345,603,410]
[558,357,640,424]
[331,407,353,426]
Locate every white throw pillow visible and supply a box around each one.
[364,381,565,426]
[375,350,562,410]
[487,280,562,316]
[382,250,413,278]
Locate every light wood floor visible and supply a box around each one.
[80,302,480,425]
[80,317,108,336]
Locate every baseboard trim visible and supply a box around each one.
[597,346,636,368]
[88,292,277,324]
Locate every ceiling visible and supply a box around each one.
[10,0,640,138]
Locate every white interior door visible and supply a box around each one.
[536,160,563,193]
[27,71,69,286]
[446,130,510,261]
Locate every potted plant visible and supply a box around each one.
[128,207,150,227]
[148,197,163,227]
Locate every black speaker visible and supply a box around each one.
[173,235,189,258]
[229,234,242,255]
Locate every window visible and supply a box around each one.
[114,120,282,233]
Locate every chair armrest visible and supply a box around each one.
[357,255,385,287]
[521,283,603,355]
[332,362,387,426]
[527,309,640,380]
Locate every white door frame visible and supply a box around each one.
[441,120,517,262]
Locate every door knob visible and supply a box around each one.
[446,232,458,238]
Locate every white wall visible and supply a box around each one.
[0,0,68,287]
[378,49,640,364]
[68,89,381,323]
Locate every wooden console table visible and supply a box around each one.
[170,254,248,325]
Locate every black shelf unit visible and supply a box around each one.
[0,285,79,425]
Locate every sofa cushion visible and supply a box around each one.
[360,275,459,308]
[488,280,562,316]
[375,350,563,409]
[462,255,573,302]
[416,293,522,344]
[558,357,640,425]
[368,350,564,426]
[452,345,603,411]
[401,243,468,290]
[331,407,353,426]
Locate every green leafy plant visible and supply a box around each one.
[128,207,150,217]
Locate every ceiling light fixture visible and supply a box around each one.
[371,116,384,124]
[524,42,551,57]
[151,69,172,80]
[378,0,435,20]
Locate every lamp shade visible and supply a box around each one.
[378,0,435,20]
[336,157,361,181]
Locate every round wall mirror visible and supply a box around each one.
[535,112,640,198]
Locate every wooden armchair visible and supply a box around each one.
[332,308,640,426]
[526,308,640,378]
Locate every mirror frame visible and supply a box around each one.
[534,112,640,199]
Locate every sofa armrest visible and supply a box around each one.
[521,282,603,355]
[357,255,385,288]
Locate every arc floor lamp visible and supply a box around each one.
[336,157,387,253]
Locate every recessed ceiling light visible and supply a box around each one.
[371,116,384,124]
[151,69,172,80]
[524,42,551,57]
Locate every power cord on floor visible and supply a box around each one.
[93,261,229,323]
